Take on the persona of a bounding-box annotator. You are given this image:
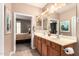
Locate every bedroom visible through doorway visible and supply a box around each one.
[13,12,35,56]
[16,15,31,52]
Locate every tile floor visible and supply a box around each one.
[15,43,39,56]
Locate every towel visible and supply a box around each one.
[64,47,74,55]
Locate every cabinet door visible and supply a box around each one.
[42,43,47,56]
[53,50,60,56]
[47,46,53,56]
[37,37,39,51]
[42,39,47,56]
[47,46,60,56]
[34,36,36,48]
[34,36,38,49]
[38,38,42,54]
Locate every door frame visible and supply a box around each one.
[13,12,35,54]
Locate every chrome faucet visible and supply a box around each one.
[56,34,59,38]
[42,31,45,35]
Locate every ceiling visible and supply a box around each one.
[27,3,47,8]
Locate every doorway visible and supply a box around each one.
[13,12,35,55]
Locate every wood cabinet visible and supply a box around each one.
[51,42,61,54]
[47,46,60,56]
[34,36,42,55]
[47,41,60,56]
[37,37,42,54]
[34,36,38,49]
[42,39,47,56]
[34,35,75,56]
[60,44,75,56]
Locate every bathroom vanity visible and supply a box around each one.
[34,3,77,56]
[34,32,77,56]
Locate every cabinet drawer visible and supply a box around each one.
[42,39,46,43]
[39,37,42,40]
[51,42,56,48]
[38,38,41,44]
[47,46,60,56]
[55,44,61,52]
[46,40,50,46]
[51,42,60,52]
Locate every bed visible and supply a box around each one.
[16,33,31,40]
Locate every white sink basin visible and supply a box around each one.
[50,35,58,39]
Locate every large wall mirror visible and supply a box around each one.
[36,3,76,36]
[58,3,76,36]
[43,16,48,30]
[36,16,42,30]
[36,16,48,31]
[47,3,76,36]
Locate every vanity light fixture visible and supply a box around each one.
[41,8,48,15]
[48,3,66,13]
[40,3,66,17]
[48,5,55,13]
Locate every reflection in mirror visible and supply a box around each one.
[47,3,76,36]
[35,3,76,37]
[43,17,48,30]
[50,20,57,34]
[36,17,42,30]
[58,4,76,36]
[47,13,59,35]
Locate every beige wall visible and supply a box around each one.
[4,3,12,55]
[12,3,42,16]
[4,3,42,55]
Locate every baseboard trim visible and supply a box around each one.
[9,51,15,56]
[32,46,36,49]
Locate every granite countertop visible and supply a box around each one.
[34,32,77,46]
